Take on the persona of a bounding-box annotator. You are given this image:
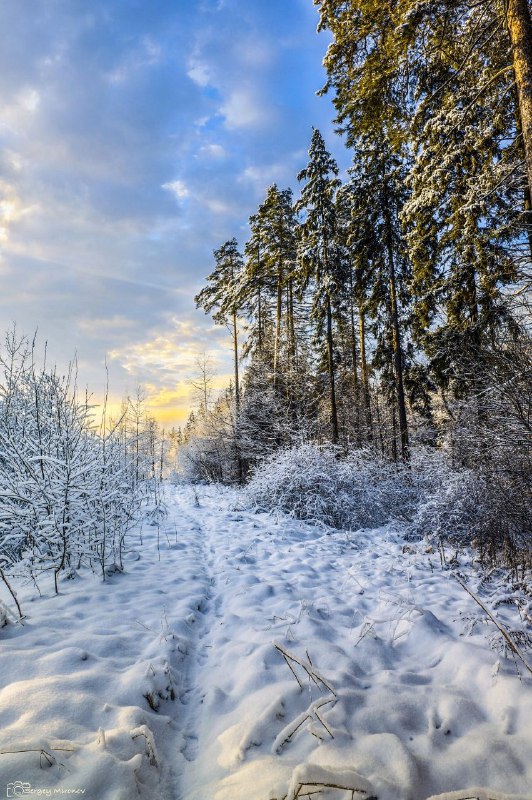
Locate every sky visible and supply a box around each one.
[0,0,349,428]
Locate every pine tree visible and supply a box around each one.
[313,0,528,454]
[396,1,523,396]
[500,0,532,199]
[259,186,299,384]
[295,128,342,444]
[241,186,299,383]
[195,238,243,409]
[241,209,273,362]
[335,181,374,443]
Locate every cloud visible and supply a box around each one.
[204,197,236,215]
[187,59,211,88]
[0,180,39,243]
[238,161,297,191]
[220,87,269,130]
[106,36,164,85]
[0,0,346,427]
[162,180,190,200]
[77,315,136,335]
[108,316,232,382]
[198,143,226,159]
[144,369,232,425]
[108,316,234,425]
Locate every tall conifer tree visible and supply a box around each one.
[296,129,342,444]
[195,238,243,409]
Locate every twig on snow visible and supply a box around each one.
[454,574,532,677]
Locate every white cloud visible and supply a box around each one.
[187,60,210,87]
[0,180,38,244]
[105,36,163,84]
[6,151,24,172]
[109,316,230,382]
[19,88,40,113]
[238,162,290,189]
[199,143,226,159]
[77,315,136,335]
[1,87,41,135]
[205,197,233,215]
[162,180,190,200]
[234,39,274,69]
[220,87,267,130]
[0,0,341,427]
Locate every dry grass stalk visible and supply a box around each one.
[454,575,532,676]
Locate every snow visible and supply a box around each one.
[0,484,531,800]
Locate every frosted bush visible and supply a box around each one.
[408,449,529,558]
[412,460,487,544]
[245,443,416,530]
[0,330,160,611]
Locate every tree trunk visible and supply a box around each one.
[348,267,361,443]
[511,81,532,259]
[273,265,284,385]
[359,308,373,441]
[391,396,398,463]
[374,389,385,456]
[349,294,359,392]
[326,295,340,444]
[523,185,532,260]
[288,278,297,368]
[230,318,244,483]
[232,309,240,410]
[507,0,532,200]
[383,190,409,460]
[257,243,263,353]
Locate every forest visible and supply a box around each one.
[0,3,531,800]
[179,0,531,575]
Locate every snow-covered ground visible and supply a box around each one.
[0,484,531,800]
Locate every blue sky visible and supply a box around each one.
[0,0,349,426]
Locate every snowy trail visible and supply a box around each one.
[0,484,220,800]
[0,483,531,800]
[175,487,532,800]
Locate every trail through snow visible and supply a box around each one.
[0,484,531,800]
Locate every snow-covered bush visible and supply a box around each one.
[245,442,530,568]
[245,443,417,529]
[411,458,487,545]
[0,331,159,613]
[397,447,530,572]
[177,391,243,484]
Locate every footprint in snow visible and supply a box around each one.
[181,732,199,762]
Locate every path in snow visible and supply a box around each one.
[176,487,532,800]
[0,484,531,800]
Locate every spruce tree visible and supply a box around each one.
[396,1,522,396]
[241,209,273,362]
[260,186,299,383]
[295,128,342,444]
[195,238,243,409]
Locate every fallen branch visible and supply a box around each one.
[131,725,158,767]
[274,643,337,696]
[0,566,24,620]
[291,783,374,800]
[0,747,72,769]
[454,575,532,677]
[273,696,336,753]
[284,764,377,800]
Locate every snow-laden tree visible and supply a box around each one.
[240,207,275,363]
[295,128,343,444]
[195,239,243,410]
[0,331,158,613]
[396,1,524,400]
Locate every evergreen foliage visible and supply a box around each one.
[182,0,531,567]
